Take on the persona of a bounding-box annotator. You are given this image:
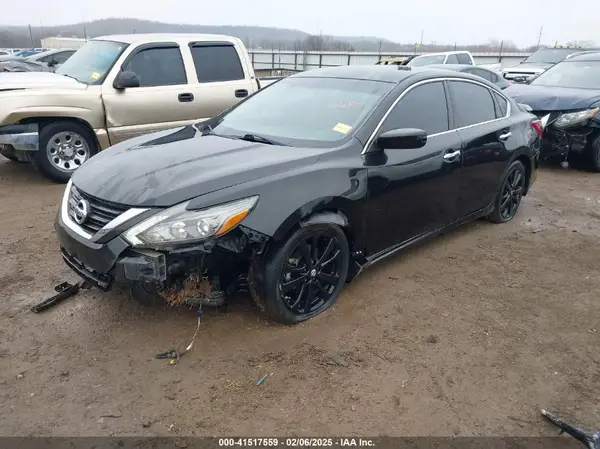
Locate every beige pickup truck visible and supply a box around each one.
[0,33,278,182]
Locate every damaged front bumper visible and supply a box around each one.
[0,123,39,156]
[55,195,269,301]
[537,112,597,161]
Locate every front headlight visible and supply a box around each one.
[122,196,259,247]
[554,107,599,129]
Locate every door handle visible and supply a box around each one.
[443,149,461,162]
[498,131,512,141]
[235,89,248,98]
[178,93,194,102]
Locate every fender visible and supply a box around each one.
[300,210,349,229]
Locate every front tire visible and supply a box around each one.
[488,160,526,224]
[587,135,600,173]
[35,121,98,183]
[249,224,350,324]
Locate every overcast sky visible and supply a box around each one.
[2,0,598,48]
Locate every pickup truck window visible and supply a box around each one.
[456,53,472,65]
[122,47,187,87]
[210,77,393,147]
[446,54,459,64]
[408,54,446,67]
[55,40,128,85]
[190,44,244,83]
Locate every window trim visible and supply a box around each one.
[362,77,511,155]
[118,42,188,87]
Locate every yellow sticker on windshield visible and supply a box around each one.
[333,123,352,134]
[90,72,101,80]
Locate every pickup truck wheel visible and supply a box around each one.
[487,160,526,224]
[35,121,98,183]
[587,135,600,173]
[249,224,349,324]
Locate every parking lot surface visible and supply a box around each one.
[0,157,599,436]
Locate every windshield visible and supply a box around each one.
[407,55,446,67]
[210,77,393,147]
[56,40,128,85]
[523,48,579,64]
[530,60,600,89]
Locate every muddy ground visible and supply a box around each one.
[0,157,599,437]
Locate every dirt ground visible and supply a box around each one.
[0,157,598,437]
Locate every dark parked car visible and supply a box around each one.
[505,51,600,171]
[501,46,597,83]
[55,66,541,324]
[426,64,511,89]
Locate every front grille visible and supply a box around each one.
[68,185,129,235]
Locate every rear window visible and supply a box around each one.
[190,44,244,83]
[456,53,472,65]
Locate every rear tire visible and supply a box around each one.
[587,135,600,173]
[488,160,526,224]
[35,121,98,183]
[249,223,349,324]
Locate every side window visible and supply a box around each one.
[449,81,497,127]
[456,53,472,65]
[492,92,509,118]
[471,67,494,82]
[37,54,53,63]
[445,54,459,64]
[381,82,449,136]
[122,47,187,87]
[54,51,75,64]
[190,44,244,83]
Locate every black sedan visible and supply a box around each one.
[505,51,600,172]
[426,64,511,89]
[55,65,541,324]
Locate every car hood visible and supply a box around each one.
[503,62,554,72]
[72,126,324,207]
[504,83,600,111]
[0,72,82,90]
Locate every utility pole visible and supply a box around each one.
[536,26,543,50]
[28,24,34,47]
[40,18,45,39]
[420,29,424,49]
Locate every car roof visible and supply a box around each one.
[425,64,480,71]
[565,51,600,61]
[94,33,239,45]
[291,65,494,85]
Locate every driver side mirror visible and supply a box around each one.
[376,128,427,150]
[113,70,140,89]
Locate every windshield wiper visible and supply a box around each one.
[239,133,284,146]
[60,73,79,82]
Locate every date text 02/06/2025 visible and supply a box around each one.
[217,438,376,447]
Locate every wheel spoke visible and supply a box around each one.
[310,234,319,263]
[302,283,315,313]
[321,249,341,268]
[288,282,306,310]
[318,272,339,286]
[314,280,329,298]
[512,171,522,188]
[298,241,313,269]
[500,195,510,209]
[317,238,334,265]
[281,274,308,293]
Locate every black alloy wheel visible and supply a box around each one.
[488,160,526,223]
[280,231,344,315]
[249,224,350,324]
